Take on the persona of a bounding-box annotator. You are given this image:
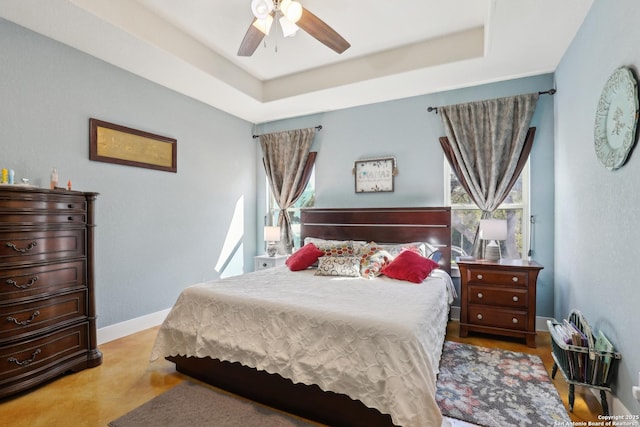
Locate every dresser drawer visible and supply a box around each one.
[0,260,85,302]
[0,322,89,383]
[0,290,87,343]
[468,306,528,331]
[0,212,87,225]
[466,268,528,287]
[467,284,528,308]
[0,230,86,265]
[0,197,86,213]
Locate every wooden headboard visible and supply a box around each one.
[300,207,451,273]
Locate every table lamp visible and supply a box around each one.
[264,226,281,257]
[479,219,507,261]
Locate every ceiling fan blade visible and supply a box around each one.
[238,19,265,56]
[297,7,350,54]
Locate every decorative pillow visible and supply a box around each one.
[286,243,324,271]
[304,238,355,257]
[359,242,393,279]
[428,250,443,263]
[423,242,439,258]
[381,250,439,283]
[315,256,361,277]
[377,242,427,257]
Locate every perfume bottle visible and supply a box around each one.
[50,168,58,189]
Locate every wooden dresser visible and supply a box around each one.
[458,259,543,347]
[0,186,102,398]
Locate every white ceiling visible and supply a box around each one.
[0,0,593,123]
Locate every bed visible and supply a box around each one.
[150,207,453,427]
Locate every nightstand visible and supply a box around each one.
[457,259,543,347]
[254,254,288,271]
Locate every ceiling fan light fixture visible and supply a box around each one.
[252,14,274,35]
[279,16,299,37]
[280,0,302,23]
[251,0,274,20]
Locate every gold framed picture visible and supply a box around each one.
[89,118,177,173]
[354,157,396,193]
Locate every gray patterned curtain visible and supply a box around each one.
[260,128,317,254]
[438,93,539,257]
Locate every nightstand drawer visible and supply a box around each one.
[468,306,528,331]
[466,268,528,287]
[256,259,277,270]
[467,285,528,308]
[254,255,287,271]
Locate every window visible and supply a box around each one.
[266,168,315,249]
[444,161,530,260]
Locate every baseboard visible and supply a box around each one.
[449,307,553,332]
[536,315,553,332]
[97,308,170,345]
[449,305,460,321]
[589,389,639,424]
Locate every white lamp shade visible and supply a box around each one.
[252,14,274,35]
[279,16,299,37]
[264,226,281,242]
[251,0,274,20]
[479,219,507,241]
[280,0,303,23]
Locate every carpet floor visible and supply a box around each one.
[436,341,571,427]
[108,381,317,427]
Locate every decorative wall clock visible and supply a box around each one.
[594,67,639,170]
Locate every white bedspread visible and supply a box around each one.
[150,266,455,427]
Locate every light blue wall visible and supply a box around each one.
[0,19,257,328]
[555,0,640,414]
[255,74,556,317]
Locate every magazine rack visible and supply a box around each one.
[547,310,621,415]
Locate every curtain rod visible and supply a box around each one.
[252,125,323,139]
[427,89,557,114]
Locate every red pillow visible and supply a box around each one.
[381,250,439,283]
[285,243,324,271]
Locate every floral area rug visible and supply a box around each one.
[436,341,571,427]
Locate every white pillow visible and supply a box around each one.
[377,242,427,257]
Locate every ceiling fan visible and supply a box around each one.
[238,0,350,56]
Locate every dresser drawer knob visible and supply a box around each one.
[477,292,483,299]
[476,274,483,280]
[7,310,40,326]
[262,262,268,267]
[6,276,39,289]
[68,204,74,209]
[477,314,483,320]
[512,276,519,282]
[68,216,74,221]
[512,296,519,302]
[8,348,41,366]
[5,241,37,253]
[512,318,519,324]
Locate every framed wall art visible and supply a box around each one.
[89,118,177,173]
[354,157,397,193]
